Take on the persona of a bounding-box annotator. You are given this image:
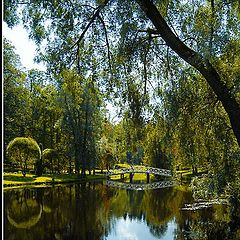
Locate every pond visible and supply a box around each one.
[3,181,236,240]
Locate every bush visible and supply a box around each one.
[6,137,41,176]
[191,175,218,200]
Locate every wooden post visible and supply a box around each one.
[120,173,124,180]
[130,173,133,183]
[146,172,150,183]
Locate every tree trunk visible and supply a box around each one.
[81,102,89,176]
[69,157,72,174]
[75,144,81,176]
[136,0,240,147]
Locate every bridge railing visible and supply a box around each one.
[105,180,177,190]
[105,166,172,177]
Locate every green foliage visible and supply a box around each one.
[3,39,30,147]
[3,1,240,208]
[143,121,171,169]
[3,0,20,27]
[6,137,41,175]
[191,175,218,200]
[42,148,58,173]
[58,69,104,174]
[7,137,41,157]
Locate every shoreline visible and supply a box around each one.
[3,172,107,190]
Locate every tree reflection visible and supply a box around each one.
[174,205,239,240]
[6,188,43,229]
[4,183,239,240]
[149,224,168,238]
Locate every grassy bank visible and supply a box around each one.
[3,172,106,190]
[3,166,207,190]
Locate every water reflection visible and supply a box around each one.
[3,182,238,240]
[105,180,177,190]
[6,189,43,229]
[106,216,175,240]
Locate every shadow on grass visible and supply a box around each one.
[4,172,106,186]
[4,175,35,182]
[43,174,80,181]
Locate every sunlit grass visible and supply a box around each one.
[3,165,207,189]
[3,172,106,189]
[34,176,52,182]
[131,173,151,181]
[4,180,28,185]
[4,173,35,184]
[109,172,154,181]
[115,163,131,168]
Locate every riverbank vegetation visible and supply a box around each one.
[3,0,240,232]
[3,172,105,190]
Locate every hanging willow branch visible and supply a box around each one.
[70,0,109,50]
[136,0,240,146]
[97,13,112,74]
[143,32,151,95]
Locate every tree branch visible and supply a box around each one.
[71,1,109,50]
[136,0,240,146]
[97,14,112,74]
[143,32,151,95]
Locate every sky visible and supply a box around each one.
[3,22,46,71]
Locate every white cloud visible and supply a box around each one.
[3,22,46,71]
[117,219,138,240]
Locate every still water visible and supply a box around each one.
[3,181,235,240]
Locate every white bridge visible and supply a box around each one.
[105,166,172,177]
[105,180,177,191]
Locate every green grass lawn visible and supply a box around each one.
[3,165,207,189]
[3,172,106,189]
[109,172,151,181]
[114,163,131,169]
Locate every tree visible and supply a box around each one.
[42,148,59,173]
[59,69,104,175]
[6,137,41,176]
[97,135,114,171]
[3,38,30,148]
[5,0,239,146]
[27,78,61,150]
[136,0,240,146]
[58,69,84,175]
[143,120,171,170]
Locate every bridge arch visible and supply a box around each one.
[105,166,172,177]
[105,166,173,184]
[105,180,177,190]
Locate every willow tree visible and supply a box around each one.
[6,137,41,176]
[137,0,240,147]
[4,0,240,146]
[42,148,59,173]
